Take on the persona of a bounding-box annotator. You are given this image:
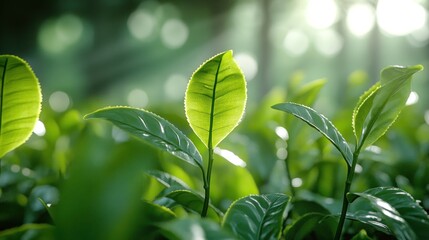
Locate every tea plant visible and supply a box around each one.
[2,51,429,240]
[273,65,429,239]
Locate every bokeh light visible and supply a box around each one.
[314,29,343,56]
[347,3,376,37]
[306,0,339,29]
[234,53,258,81]
[127,8,156,41]
[161,19,189,49]
[283,29,309,56]
[127,89,149,108]
[33,120,46,137]
[377,0,427,36]
[164,74,188,101]
[49,91,71,112]
[38,14,84,54]
[406,91,419,106]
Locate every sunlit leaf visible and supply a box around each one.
[272,103,353,166]
[146,170,191,197]
[352,65,423,149]
[159,218,235,240]
[163,190,223,221]
[185,50,247,148]
[85,107,203,171]
[0,55,42,157]
[348,187,429,240]
[222,193,290,240]
[284,213,337,240]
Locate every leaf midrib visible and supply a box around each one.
[256,195,283,240]
[0,58,8,138]
[207,57,223,147]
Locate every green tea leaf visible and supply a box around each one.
[352,65,423,149]
[163,190,223,221]
[222,193,290,240]
[284,213,337,240]
[272,103,353,166]
[85,107,203,171]
[348,187,429,240]
[159,218,236,240]
[0,55,42,157]
[185,50,246,148]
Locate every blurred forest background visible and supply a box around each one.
[1,0,429,114]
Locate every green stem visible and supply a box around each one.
[284,157,295,196]
[201,147,214,217]
[334,150,360,240]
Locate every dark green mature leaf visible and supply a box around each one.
[348,187,429,240]
[159,218,236,240]
[272,103,353,166]
[284,213,337,240]
[164,190,223,221]
[0,55,42,157]
[353,65,423,149]
[222,193,290,240]
[185,50,247,148]
[85,107,203,171]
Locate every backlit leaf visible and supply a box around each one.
[0,55,42,157]
[352,65,423,149]
[222,193,290,240]
[185,50,246,148]
[272,103,353,166]
[85,107,203,171]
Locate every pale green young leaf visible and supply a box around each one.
[185,50,246,148]
[222,193,290,240]
[352,65,423,149]
[348,187,429,240]
[272,103,353,166]
[84,107,203,171]
[0,55,42,157]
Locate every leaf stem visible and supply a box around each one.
[334,150,360,240]
[201,146,214,217]
[284,157,295,196]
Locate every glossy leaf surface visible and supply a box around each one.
[185,50,246,148]
[353,65,423,149]
[348,187,429,240]
[222,193,290,240]
[85,107,203,170]
[272,103,353,166]
[159,218,235,240]
[0,55,42,157]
